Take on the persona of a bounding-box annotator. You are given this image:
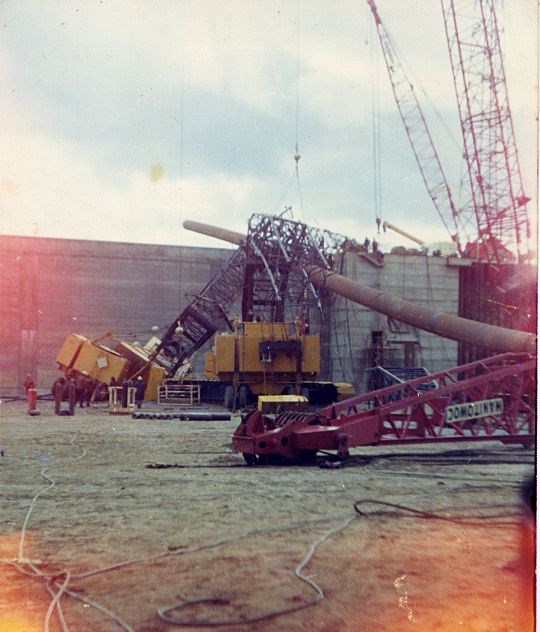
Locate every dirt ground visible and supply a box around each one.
[0,399,535,632]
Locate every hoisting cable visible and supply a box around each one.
[369,14,382,235]
[294,0,305,220]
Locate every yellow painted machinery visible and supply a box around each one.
[204,321,343,409]
[56,333,166,401]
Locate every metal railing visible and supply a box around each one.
[158,383,201,406]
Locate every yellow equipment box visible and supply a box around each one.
[71,340,130,385]
[56,333,87,369]
[258,394,308,414]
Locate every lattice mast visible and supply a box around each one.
[441,0,531,263]
[155,215,360,376]
[367,0,463,254]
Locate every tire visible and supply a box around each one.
[238,385,248,409]
[224,385,234,410]
[297,450,318,464]
[243,453,258,466]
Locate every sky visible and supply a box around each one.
[0,0,537,252]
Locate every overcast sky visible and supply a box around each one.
[0,0,537,251]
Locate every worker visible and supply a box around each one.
[121,377,133,408]
[83,373,95,407]
[295,310,310,336]
[134,376,146,409]
[232,314,242,334]
[53,376,66,415]
[67,378,77,416]
[75,372,87,408]
[23,373,35,392]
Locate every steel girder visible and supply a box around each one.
[154,247,246,375]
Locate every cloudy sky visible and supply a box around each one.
[0,0,537,251]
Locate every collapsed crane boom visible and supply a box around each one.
[152,246,246,375]
[233,352,535,462]
[154,215,361,377]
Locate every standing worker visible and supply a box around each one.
[134,376,146,409]
[75,372,86,408]
[53,376,66,415]
[24,373,38,416]
[67,377,77,416]
[83,373,95,407]
[121,377,133,408]
[23,373,35,392]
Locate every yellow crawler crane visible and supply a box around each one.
[204,321,346,409]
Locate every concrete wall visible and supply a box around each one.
[0,235,233,395]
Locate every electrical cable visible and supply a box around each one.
[56,588,136,632]
[4,428,530,629]
[0,436,138,632]
[156,514,356,627]
[45,572,70,632]
[1,510,357,629]
[353,498,522,526]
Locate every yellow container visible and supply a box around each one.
[72,340,130,385]
[144,364,166,401]
[56,334,87,369]
[258,394,308,414]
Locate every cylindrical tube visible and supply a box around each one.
[305,265,536,354]
[27,387,37,413]
[183,220,245,247]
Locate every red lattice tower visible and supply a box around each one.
[441,0,531,263]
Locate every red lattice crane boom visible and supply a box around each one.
[367,0,463,253]
[368,0,531,263]
[441,0,531,263]
[233,352,535,463]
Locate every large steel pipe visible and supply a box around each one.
[305,265,536,354]
[183,220,245,247]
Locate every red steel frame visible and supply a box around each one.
[232,353,536,462]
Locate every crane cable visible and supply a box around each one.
[369,15,382,234]
[294,0,305,220]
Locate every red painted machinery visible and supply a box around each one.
[233,353,535,464]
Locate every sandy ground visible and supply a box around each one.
[0,399,535,632]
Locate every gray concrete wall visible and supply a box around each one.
[327,251,459,393]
